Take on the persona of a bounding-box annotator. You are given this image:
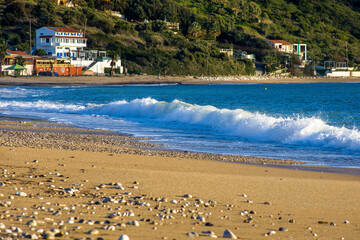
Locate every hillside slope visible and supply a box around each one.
[1,0,359,75]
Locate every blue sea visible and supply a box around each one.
[0,83,359,168]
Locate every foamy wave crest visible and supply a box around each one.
[94,98,360,151]
[0,87,48,99]
[0,100,86,112]
[1,98,360,151]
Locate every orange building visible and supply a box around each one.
[35,58,82,76]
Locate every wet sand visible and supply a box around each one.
[0,119,359,239]
[0,75,359,87]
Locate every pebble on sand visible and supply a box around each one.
[87,229,99,235]
[119,234,130,240]
[223,229,237,239]
[15,192,27,197]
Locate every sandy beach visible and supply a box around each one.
[0,119,359,239]
[0,75,360,87]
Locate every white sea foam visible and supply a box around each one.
[1,98,359,151]
[0,87,48,98]
[0,100,86,112]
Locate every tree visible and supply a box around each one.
[151,20,167,32]
[287,54,301,75]
[244,59,255,75]
[62,10,76,24]
[34,49,47,56]
[0,41,8,77]
[248,2,262,23]
[207,24,221,40]
[15,56,26,66]
[304,61,315,76]
[106,43,121,76]
[36,0,56,26]
[187,22,203,39]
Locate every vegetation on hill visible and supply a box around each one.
[1,0,360,75]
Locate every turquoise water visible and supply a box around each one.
[0,83,359,167]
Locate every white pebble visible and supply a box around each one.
[119,234,130,240]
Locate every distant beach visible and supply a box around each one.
[0,75,360,87]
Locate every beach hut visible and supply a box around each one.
[5,64,27,76]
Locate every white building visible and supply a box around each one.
[267,40,294,54]
[35,27,87,58]
[70,50,123,75]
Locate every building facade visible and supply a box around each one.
[3,50,35,76]
[35,27,87,58]
[35,58,82,76]
[267,40,294,54]
[293,43,307,61]
[218,48,234,58]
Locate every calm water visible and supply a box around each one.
[0,83,359,168]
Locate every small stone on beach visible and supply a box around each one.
[119,234,130,240]
[223,229,237,239]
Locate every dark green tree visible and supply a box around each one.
[34,49,47,56]
[244,59,255,75]
[36,0,56,26]
[15,56,26,66]
[106,43,122,76]
[287,55,301,75]
[0,41,8,77]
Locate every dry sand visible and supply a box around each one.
[0,75,360,87]
[0,119,359,239]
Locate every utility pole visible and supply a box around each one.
[345,42,348,68]
[29,19,32,55]
[207,51,209,76]
[124,54,126,75]
[313,56,316,76]
[83,18,87,37]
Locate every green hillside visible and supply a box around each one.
[1,0,360,75]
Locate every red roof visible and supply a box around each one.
[267,40,293,45]
[46,27,82,33]
[6,50,31,57]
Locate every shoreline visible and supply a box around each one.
[0,119,359,239]
[0,75,360,87]
[1,116,359,176]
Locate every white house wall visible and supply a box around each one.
[36,27,86,57]
[70,59,123,74]
[3,64,34,76]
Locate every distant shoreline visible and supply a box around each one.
[0,75,360,87]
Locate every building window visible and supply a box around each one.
[46,38,50,43]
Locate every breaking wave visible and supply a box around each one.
[1,97,359,151]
